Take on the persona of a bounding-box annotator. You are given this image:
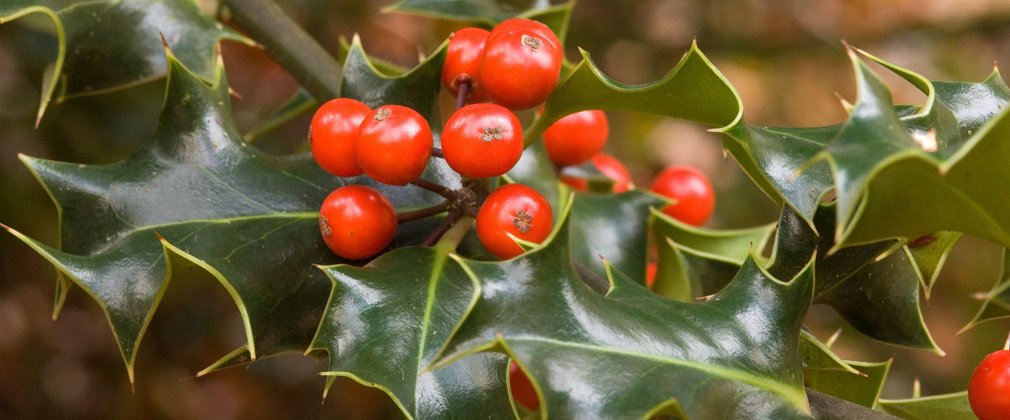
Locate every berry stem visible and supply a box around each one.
[432,148,445,159]
[423,210,465,247]
[456,80,471,110]
[410,178,457,199]
[397,201,451,224]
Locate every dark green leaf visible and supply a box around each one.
[807,389,899,420]
[723,47,1010,250]
[878,391,974,420]
[310,237,513,419]
[806,359,891,409]
[244,89,317,143]
[650,208,775,300]
[526,41,741,146]
[436,200,816,419]
[569,189,667,283]
[906,232,961,299]
[0,0,252,122]
[769,204,942,353]
[4,49,448,380]
[382,0,564,30]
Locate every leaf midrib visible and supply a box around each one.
[506,336,808,411]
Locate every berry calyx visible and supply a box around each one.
[318,185,397,260]
[442,103,523,178]
[560,152,632,193]
[442,27,490,103]
[509,360,540,411]
[309,98,371,177]
[479,18,562,110]
[969,349,1010,420]
[650,166,715,227]
[543,110,609,167]
[476,183,553,259]
[355,105,433,185]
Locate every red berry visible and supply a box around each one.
[650,166,715,227]
[355,105,433,185]
[543,110,609,167]
[509,360,540,411]
[969,349,1010,420]
[442,27,490,103]
[310,98,371,177]
[560,152,631,193]
[479,19,562,110]
[646,261,657,288]
[476,184,553,259]
[318,185,397,260]
[442,103,523,178]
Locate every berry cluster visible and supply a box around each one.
[310,19,567,261]
[541,109,716,227]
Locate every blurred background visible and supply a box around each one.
[2,0,1010,418]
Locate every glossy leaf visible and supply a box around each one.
[0,0,251,122]
[310,237,513,419]
[244,89,316,143]
[878,391,975,420]
[383,0,566,34]
[723,47,1010,250]
[525,41,741,146]
[808,389,899,420]
[569,189,667,283]
[4,49,450,380]
[769,204,942,353]
[436,200,816,419]
[906,232,961,299]
[806,359,891,409]
[650,208,775,300]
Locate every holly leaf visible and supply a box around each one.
[434,199,816,418]
[808,389,899,420]
[0,0,252,123]
[962,247,1010,332]
[906,231,961,299]
[309,226,513,419]
[569,189,667,282]
[806,358,891,409]
[383,0,568,32]
[723,47,1010,250]
[650,208,775,300]
[3,46,453,380]
[878,391,975,420]
[525,40,741,146]
[768,204,942,353]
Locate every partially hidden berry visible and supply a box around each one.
[310,98,371,177]
[442,103,523,178]
[476,183,553,259]
[509,360,540,411]
[442,27,490,103]
[355,105,433,186]
[318,185,397,260]
[479,18,563,110]
[560,152,632,193]
[543,110,609,167]
[650,166,715,227]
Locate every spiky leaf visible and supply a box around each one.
[436,200,815,419]
[310,228,512,419]
[4,46,451,379]
[878,392,975,420]
[723,48,1010,249]
[0,0,251,122]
